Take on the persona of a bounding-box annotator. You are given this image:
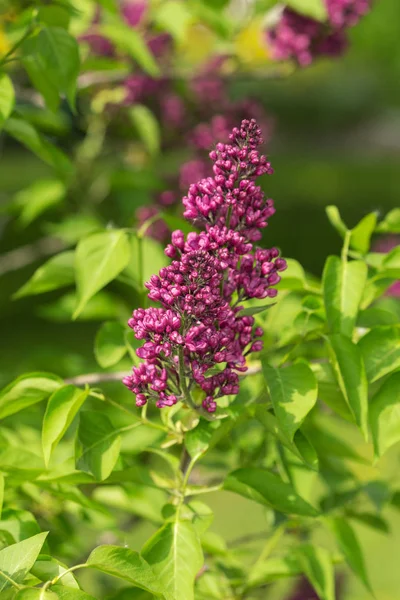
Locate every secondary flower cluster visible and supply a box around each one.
[123,119,287,412]
[267,0,371,66]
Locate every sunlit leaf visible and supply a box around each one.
[87,545,163,595]
[224,468,319,516]
[4,118,73,178]
[14,251,75,299]
[13,179,66,227]
[326,517,373,594]
[130,105,160,156]
[42,385,89,466]
[370,372,400,459]
[142,519,203,600]
[74,230,131,318]
[100,23,159,76]
[77,411,121,481]
[286,0,328,21]
[328,334,368,439]
[323,257,367,338]
[358,325,400,382]
[262,362,318,441]
[296,545,334,600]
[351,213,377,254]
[0,74,15,129]
[376,208,400,234]
[0,532,48,591]
[0,373,62,419]
[95,321,127,368]
[23,26,80,110]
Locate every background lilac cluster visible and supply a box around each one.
[268,0,371,66]
[123,119,287,413]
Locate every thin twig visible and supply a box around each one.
[64,371,128,386]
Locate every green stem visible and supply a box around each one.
[178,347,216,421]
[184,483,222,496]
[0,568,22,590]
[41,563,88,593]
[226,205,233,229]
[178,346,197,411]
[341,230,351,263]
[0,24,35,68]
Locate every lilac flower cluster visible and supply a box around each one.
[267,0,371,66]
[123,120,287,413]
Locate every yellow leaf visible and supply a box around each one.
[0,27,10,56]
[178,23,216,66]
[235,18,270,67]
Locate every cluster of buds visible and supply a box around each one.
[267,0,371,66]
[123,119,287,413]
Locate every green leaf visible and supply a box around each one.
[347,512,390,534]
[22,47,60,113]
[358,306,399,328]
[142,519,203,600]
[130,105,160,156]
[0,74,15,129]
[224,468,319,516]
[94,484,166,524]
[100,23,160,77]
[382,246,400,277]
[74,230,131,318]
[154,0,191,42]
[87,545,163,595]
[0,532,48,591]
[239,302,276,316]
[311,362,353,421]
[14,590,57,599]
[246,555,302,588]
[95,321,127,368]
[14,251,75,299]
[279,259,306,290]
[31,555,79,588]
[262,362,318,442]
[376,208,400,234]
[286,0,328,20]
[0,373,62,419]
[44,214,103,244]
[0,474,3,519]
[323,256,367,338]
[125,235,168,289]
[296,545,335,600]
[328,334,368,439]
[42,385,89,466]
[358,326,400,382]
[4,118,73,178]
[326,205,348,237]
[77,411,121,481]
[52,587,97,600]
[37,5,71,28]
[351,213,377,254]
[14,179,66,227]
[370,372,400,459]
[327,517,373,594]
[24,26,80,109]
[185,421,215,459]
[256,409,318,470]
[308,421,368,464]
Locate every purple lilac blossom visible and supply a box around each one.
[123,119,287,413]
[267,0,370,66]
[373,235,400,297]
